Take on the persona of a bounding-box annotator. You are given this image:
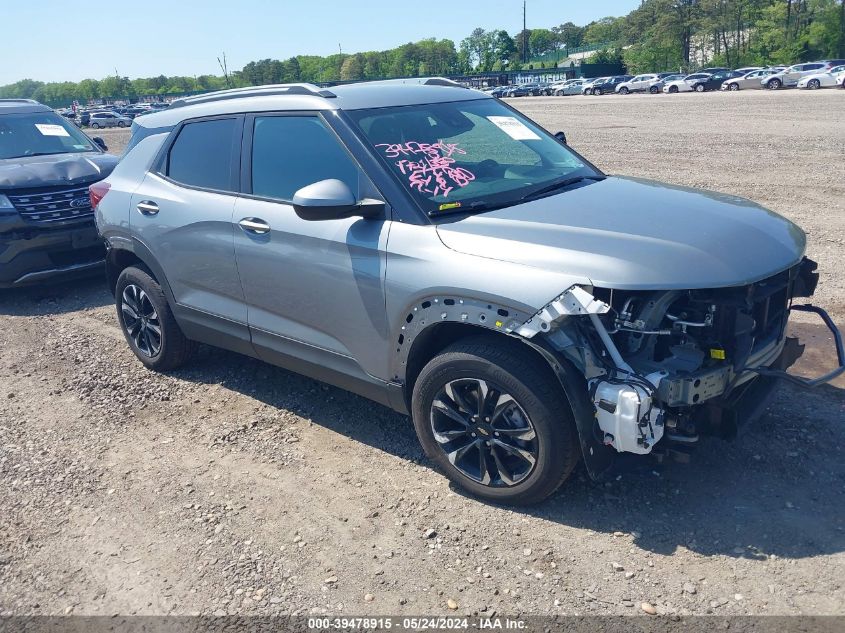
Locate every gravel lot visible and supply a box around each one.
[1,90,843,619]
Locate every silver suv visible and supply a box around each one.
[94,81,843,504]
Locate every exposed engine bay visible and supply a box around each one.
[516,257,836,468]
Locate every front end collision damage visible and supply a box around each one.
[506,258,844,480]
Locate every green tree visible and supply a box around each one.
[552,22,585,50]
[340,55,364,81]
[529,28,559,57]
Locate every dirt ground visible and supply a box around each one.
[1,90,844,619]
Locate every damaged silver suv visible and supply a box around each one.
[94,81,843,504]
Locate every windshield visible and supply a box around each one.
[348,98,598,216]
[0,111,96,160]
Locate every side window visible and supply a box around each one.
[167,118,237,191]
[251,115,360,202]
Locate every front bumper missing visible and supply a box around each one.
[744,304,844,388]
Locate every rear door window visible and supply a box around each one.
[166,117,238,192]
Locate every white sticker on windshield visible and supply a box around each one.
[35,124,70,137]
[487,116,541,140]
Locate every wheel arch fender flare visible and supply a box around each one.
[391,293,535,386]
[392,293,615,481]
[106,237,177,308]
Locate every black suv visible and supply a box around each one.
[690,70,740,92]
[589,75,633,95]
[0,99,118,288]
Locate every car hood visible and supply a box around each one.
[435,176,805,290]
[0,152,118,190]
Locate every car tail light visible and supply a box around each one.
[89,182,111,209]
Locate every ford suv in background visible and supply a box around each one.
[93,81,842,504]
[0,99,117,288]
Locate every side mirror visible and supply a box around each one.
[555,131,568,145]
[93,137,108,151]
[292,179,384,221]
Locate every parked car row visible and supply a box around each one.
[489,59,845,98]
[58,102,171,129]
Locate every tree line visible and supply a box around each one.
[2,0,843,106]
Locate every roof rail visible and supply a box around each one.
[169,83,336,109]
[422,77,468,88]
[357,77,468,89]
[0,98,40,104]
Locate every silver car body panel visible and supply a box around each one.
[434,177,804,290]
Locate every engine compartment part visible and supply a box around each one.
[515,285,610,338]
[591,371,666,454]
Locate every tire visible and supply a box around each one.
[767,78,781,90]
[411,337,580,505]
[808,79,820,90]
[117,120,126,127]
[91,122,100,129]
[669,85,679,93]
[619,86,629,95]
[594,87,603,95]
[115,266,196,371]
[694,84,705,92]
[649,85,659,94]
[729,82,739,91]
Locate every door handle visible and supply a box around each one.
[136,200,159,216]
[239,218,271,235]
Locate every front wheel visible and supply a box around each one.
[767,78,782,90]
[594,87,603,95]
[729,82,739,91]
[807,79,821,90]
[694,84,705,92]
[412,338,580,505]
[619,86,629,95]
[115,266,196,371]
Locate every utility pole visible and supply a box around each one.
[522,1,527,64]
[218,52,232,88]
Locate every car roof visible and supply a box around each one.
[0,99,52,115]
[135,80,488,129]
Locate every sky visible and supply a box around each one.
[1,1,640,85]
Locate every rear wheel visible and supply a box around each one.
[412,338,580,505]
[117,120,126,127]
[91,122,100,129]
[115,266,196,371]
[649,85,659,94]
